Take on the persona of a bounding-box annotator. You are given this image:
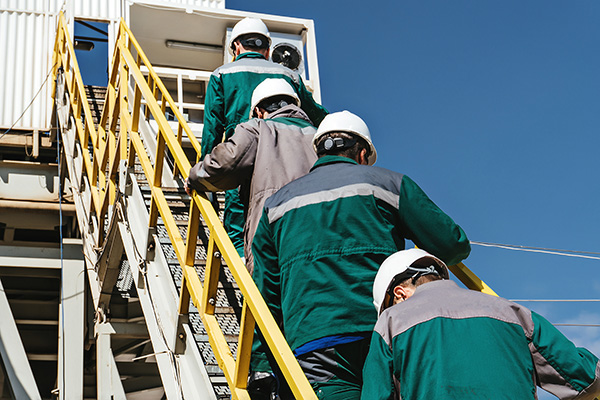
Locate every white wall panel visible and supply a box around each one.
[72,0,120,20]
[159,0,225,9]
[0,0,60,14]
[129,0,225,11]
[0,0,227,131]
[0,6,57,131]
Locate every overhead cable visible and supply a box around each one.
[470,241,600,261]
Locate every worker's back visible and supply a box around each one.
[365,280,599,400]
[241,104,318,272]
[255,157,470,352]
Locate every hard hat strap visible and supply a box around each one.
[315,135,358,155]
[385,265,440,299]
[254,96,296,117]
[239,36,269,49]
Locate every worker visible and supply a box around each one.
[186,78,318,273]
[363,248,600,400]
[249,111,471,399]
[201,17,328,257]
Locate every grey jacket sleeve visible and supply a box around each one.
[529,311,600,399]
[188,122,259,192]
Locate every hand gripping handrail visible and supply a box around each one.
[51,12,318,400]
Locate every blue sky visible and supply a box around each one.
[226,1,600,397]
[76,2,599,397]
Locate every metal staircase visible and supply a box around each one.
[51,12,316,400]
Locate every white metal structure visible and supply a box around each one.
[0,0,224,132]
[0,0,324,398]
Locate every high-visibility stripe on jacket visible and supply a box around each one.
[201,52,327,158]
[250,156,470,370]
[361,280,600,400]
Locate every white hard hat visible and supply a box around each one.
[229,17,271,55]
[313,111,377,165]
[372,249,448,315]
[249,78,300,118]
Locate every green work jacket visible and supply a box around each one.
[201,52,328,157]
[361,280,600,400]
[251,156,470,370]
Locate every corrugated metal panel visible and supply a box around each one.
[158,0,225,9]
[0,5,59,131]
[72,0,120,20]
[0,0,60,14]
[130,0,225,11]
[0,0,228,131]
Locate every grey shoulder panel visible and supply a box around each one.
[383,281,533,338]
[240,118,262,131]
[268,164,403,205]
[263,163,404,223]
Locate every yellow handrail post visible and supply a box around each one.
[173,122,184,178]
[234,302,254,390]
[131,54,143,133]
[202,236,221,316]
[148,129,166,229]
[178,277,191,315]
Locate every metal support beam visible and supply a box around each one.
[0,199,76,214]
[111,322,149,339]
[96,208,125,308]
[57,238,85,400]
[117,177,216,400]
[0,245,64,270]
[55,79,102,308]
[0,277,42,400]
[96,322,127,400]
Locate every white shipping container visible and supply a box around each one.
[0,0,225,133]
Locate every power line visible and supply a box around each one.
[471,241,600,261]
[473,241,600,255]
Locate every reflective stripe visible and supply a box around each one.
[267,183,399,224]
[215,59,299,83]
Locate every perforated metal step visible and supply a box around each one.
[137,178,240,400]
[86,87,241,399]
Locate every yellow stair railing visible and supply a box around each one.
[50,11,498,400]
[448,262,498,296]
[51,12,316,400]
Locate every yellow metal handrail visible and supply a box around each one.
[51,11,498,400]
[51,12,317,399]
[448,262,498,296]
